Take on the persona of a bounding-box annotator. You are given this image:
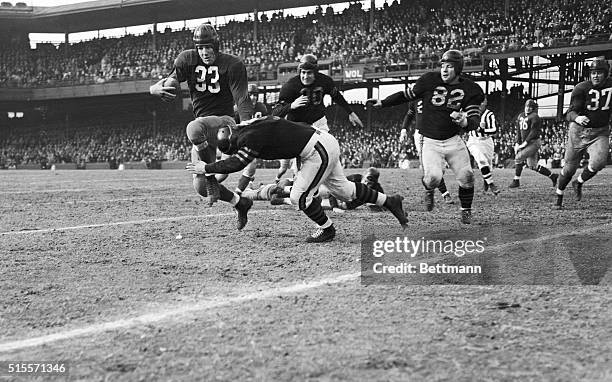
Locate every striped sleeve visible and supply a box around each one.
[482,110,497,134]
[464,104,482,131]
[204,146,259,174]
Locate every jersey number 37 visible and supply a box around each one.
[587,87,612,111]
[195,65,220,93]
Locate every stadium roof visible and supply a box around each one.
[0,0,349,33]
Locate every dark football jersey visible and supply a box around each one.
[273,72,351,123]
[204,116,316,174]
[566,77,612,128]
[396,72,484,140]
[516,111,542,143]
[252,101,269,118]
[172,50,253,121]
[233,101,268,122]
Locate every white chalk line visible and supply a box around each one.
[0,210,272,236]
[0,272,361,353]
[0,185,184,195]
[0,222,610,353]
[1,194,195,207]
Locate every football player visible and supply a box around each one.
[508,99,558,189]
[368,50,484,224]
[185,116,408,242]
[466,96,500,195]
[242,167,386,212]
[233,83,270,194]
[555,58,612,209]
[271,54,363,183]
[401,99,455,204]
[150,23,254,215]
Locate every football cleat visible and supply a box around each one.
[424,189,435,211]
[461,209,472,224]
[509,179,520,188]
[384,195,408,227]
[306,225,336,243]
[204,176,221,206]
[550,173,559,187]
[443,193,455,204]
[571,179,582,201]
[554,194,564,210]
[489,183,500,196]
[234,197,252,230]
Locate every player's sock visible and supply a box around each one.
[578,166,597,183]
[355,182,386,206]
[219,184,237,204]
[458,186,474,210]
[481,166,494,184]
[302,197,330,227]
[535,165,552,177]
[555,189,564,209]
[514,162,524,178]
[557,170,572,191]
[438,178,448,195]
[235,175,254,194]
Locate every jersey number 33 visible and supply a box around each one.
[195,65,220,93]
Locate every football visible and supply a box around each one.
[163,77,180,95]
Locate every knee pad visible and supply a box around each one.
[422,175,441,190]
[193,176,208,197]
[456,168,474,188]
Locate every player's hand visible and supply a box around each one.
[513,143,521,153]
[366,98,382,109]
[399,128,408,142]
[291,95,309,110]
[450,111,468,128]
[348,112,364,128]
[185,161,208,175]
[575,116,590,126]
[149,79,177,103]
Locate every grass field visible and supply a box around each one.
[0,167,610,381]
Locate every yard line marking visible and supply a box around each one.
[3,194,194,206]
[0,272,361,353]
[0,210,272,236]
[0,186,183,195]
[0,223,610,353]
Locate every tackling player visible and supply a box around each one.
[149,23,254,226]
[368,50,485,224]
[508,99,558,189]
[271,54,363,183]
[467,96,500,195]
[401,99,455,204]
[555,58,612,209]
[185,116,408,243]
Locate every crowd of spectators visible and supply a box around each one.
[0,118,192,168]
[0,100,585,170]
[1,0,611,87]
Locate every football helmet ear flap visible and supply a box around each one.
[193,23,220,51]
[216,116,239,155]
[590,57,610,78]
[440,49,464,75]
